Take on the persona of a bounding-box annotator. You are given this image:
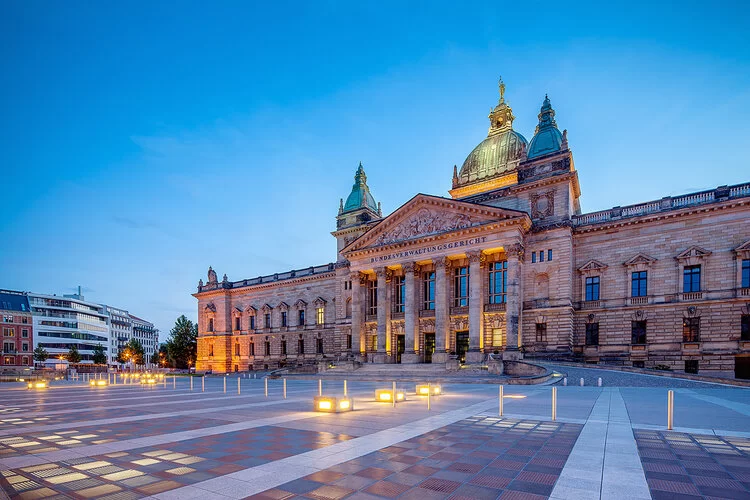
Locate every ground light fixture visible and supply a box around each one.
[27,381,48,389]
[416,384,441,396]
[375,388,406,403]
[90,379,108,387]
[313,395,353,413]
[141,377,157,385]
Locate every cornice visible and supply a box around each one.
[193,271,336,298]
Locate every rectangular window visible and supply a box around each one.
[298,338,305,354]
[423,272,435,310]
[535,323,547,342]
[317,338,324,354]
[208,318,213,332]
[453,266,469,307]
[250,316,256,330]
[235,317,241,331]
[743,259,750,288]
[394,276,405,313]
[631,321,647,344]
[281,340,287,355]
[741,315,750,341]
[488,261,507,304]
[316,307,324,325]
[683,265,701,293]
[281,312,287,327]
[264,313,271,329]
[234,343,240,356]
[539,251,545,263]
[3,315,12,323]
[346,334,352,350]
[22,343,28,352]
[585,276,600,301]
[631,271,648,297]
[683,318,700,342]
[685,360,699,374]
[585,323,599,346]
[22,316,27,324]
[2,327,13,337]
[371,335,377,351]
[531,252,536,263]
[367,280,378,315]
[250,342,255,356]
[298,309,305,326]
[548,249,553,261]
[209,344,214,356]
[264,341,270,356]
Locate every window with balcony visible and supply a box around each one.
[631,321,647,344]
[585,323,599,346]
[453,266,469,307]
[585,276,600,301]
[683,265,701,293]
[631,271,647,297]
[741,315,750,341]
[393,276,405,313]
[316,307,324,325]
[535,323,547,342]
[367,279,378,315]
[683,318,700,342]
[489,261,507,304]
[423,272,435,310]
[743,259,750,288]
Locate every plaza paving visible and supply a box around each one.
[0,368,749,499]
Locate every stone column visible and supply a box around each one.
[466,250,485,363]
[350,272,364,358]
[433,257,450,364]
[504,244,524,361]
[374,267,391,363]
[402,263,419,364]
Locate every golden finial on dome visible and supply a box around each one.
[498,77,505,103]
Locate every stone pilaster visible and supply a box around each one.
[350,271,365,358]
[466,250,486,363]
[402,262,419,364]
[374,267,392,363]
[504,243,524,361]
[433,257,451,364]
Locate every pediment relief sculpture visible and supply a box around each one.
[374,208,477,246]
[578,259,608,273]
[735,240,750,258]
[623,253,657,267]
[676,246,712,261]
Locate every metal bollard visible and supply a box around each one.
[598,377,602,387]
[552,387,558,421]
[202,376,205,392]
[427,383,431,411]
[163,377,166,388]
[318,379,322,397]
[283,378,287,399]
[499,385,504,416]
[264,377,268,397]
[392,381,396,408]
[190,376,193,391]
[667,390,674,430]
[580,378,584,386]
[238,377,241,395]
[173,376,176,389]
[223,377,226,394]
[563,377,567,386]
[344,380,347,397]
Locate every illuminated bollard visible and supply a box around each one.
[580,378,584,387]
[237,377,241,395]
[667,390,674,430]
[283,378,287,399]
[264,377,268,397]
[598,377,602,387]
[552,387,558,421]
[318,379,322,397]
[344,380,347,396]
[499,385,504,417]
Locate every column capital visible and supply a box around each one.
[402,262,420,274]
[505,243,525,260]
[434,256,452,272]
[352,271,368,285]
[375,267,393,282]
[467,250,486,266]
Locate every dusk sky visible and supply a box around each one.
[1,1,748,340]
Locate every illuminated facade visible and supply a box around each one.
[0,290,33,368]
[195,80,750,378]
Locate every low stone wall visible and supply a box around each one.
[504,360,548,377]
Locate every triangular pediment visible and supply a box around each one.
[578,259,608,272]
[676,246,712,260]
[344,194,528,253]
[245,305,256,314]
[204,303,216,313]
[735,240,750,252]
[294,299,307,308]
[313,297,327,307]
[260,303,273,312]
[623,253,657,266]
[278,301,289,311]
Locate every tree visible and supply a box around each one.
[149,348,161,366]
[33,346,49,363]
[67,345,82,364]
[166,315,197,369]
[92,344,107,365]
[119,339,145,366]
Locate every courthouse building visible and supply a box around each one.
[194,81,750,378]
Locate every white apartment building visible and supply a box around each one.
[105,306,131,365]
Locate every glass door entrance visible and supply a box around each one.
[456,331,469,363]
[424,333,435,363]
[396,335,405,364]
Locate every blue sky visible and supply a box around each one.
[1,1,748,339]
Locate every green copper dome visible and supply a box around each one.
[343,162,379,213]
[527,95,564,159]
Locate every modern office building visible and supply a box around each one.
[105,305,131,365]
[193,79,750,379]
[0,289,33,368]
[130,314,158,364]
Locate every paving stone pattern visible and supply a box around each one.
[246,417,583,500]
[635,429,750,499]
